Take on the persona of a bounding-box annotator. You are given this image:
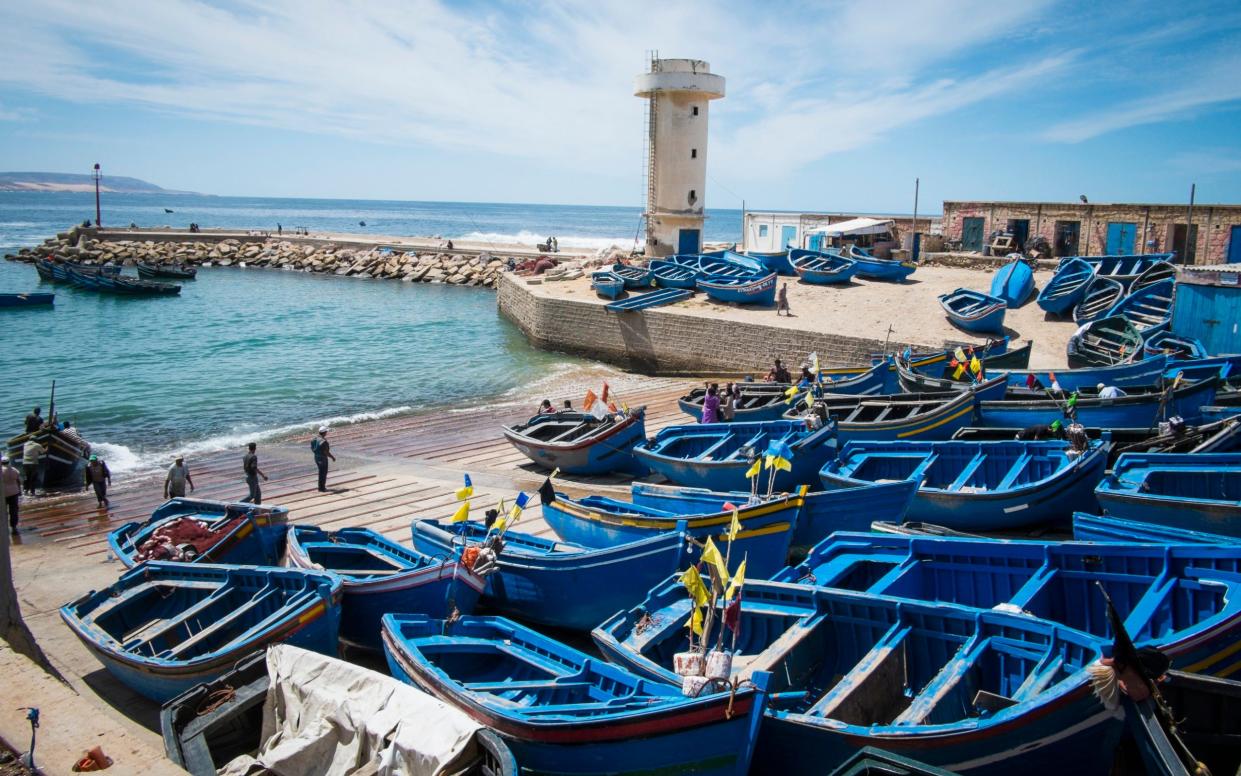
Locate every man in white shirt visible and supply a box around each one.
[165,455,195,499]
[1097,382,1126,399]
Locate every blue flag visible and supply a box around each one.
[514,492,531,510]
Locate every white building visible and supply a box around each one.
[743,211,941,255]
[635,58,725,257]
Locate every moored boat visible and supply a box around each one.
[744,249,795,275]
[990,256,1034,307]
[1073,276,1125,324]
[1094,452,1241,537]
[382,614,771,776]
[634,419,838,492]
[1071,511,1238,545]
[846,246,916,282]
[412,518,690,631]
[1142,331,1207,360]
[5,425,90,487]
[0,292,54,308]
[1037,257,1095,315]
[137,261,197,280]
[501,407,647,475]
[1061,253,1174,288]
[1066,314,1144,367]
[108,498,289,568]
[593,577,1122,776]
[1003,354,1170,394]
[679,383,804,422]
[818,357,891,396]
[938,288,1007,334]
[978,373,1219,429]
[36,258,121,282]
[591,271,625,299]
[1129,260,1176,292]
[699,271,778,305]
[610,263,653,289]
[818,438,1109,530]
[1105,278,1174,334]
[789,249,858,284]
[775,531,1241,675]
[648,260,698,289]
[61,562,342,703]
[286,525,484,651]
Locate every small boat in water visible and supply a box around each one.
[699,271,778,305]
[36,258,121,282]
[0,292,54,308]
[136,261,197,280]
[846,246,916,282]
[679,383,804,422]
[108,498,289,568]
[502,407,647,475]
[775,531,1241,675]
[1073,276,1126,325]
[1037,257,1095,315]
[286,525,485,651]
[5,425,89,488]
[610,263,652,289]
[990,256,1034,307]
[541,485,806,577]
[593,577,1122,776]
[1106,278,1174,334]
[412,518,690,631]
[590,271,625,299]
[819,438,1109,530]
[634,419,838,492]
[1094,452,1241,537]
[1142,331,1207,360]
[61,562,342,703]
[789,249,858,284]
[938,288,1007,333]
[648,259,698,289]
[1129,260,1176,292]
[383,614,771,776]
[1067,315,1144,368]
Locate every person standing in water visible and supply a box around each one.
[241,442,268,503]
[311,426,336,492]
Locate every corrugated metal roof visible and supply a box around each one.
[1183,264,1241,273]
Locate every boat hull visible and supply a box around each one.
[0,292,54,307]
[939,288,1007,334]
[108,498,289,568]
[990,258,1035,307]
[699,272,778,305]
[502,408,648,475]
[5,426,89,487]
[1095,453,1241,538]
[979,376,1218,428]
[1037,258,1095,315]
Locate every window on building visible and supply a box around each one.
[759,225,768,237]
[691,148,697,159]
[688,189,698,206]
[1167,224,1199,264]
[692,106,699,116]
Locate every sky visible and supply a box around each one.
[1,0,1240,213]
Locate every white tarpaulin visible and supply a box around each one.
[818,218,894,237]
[218,645,483,776]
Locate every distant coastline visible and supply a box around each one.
[0,171,198,195]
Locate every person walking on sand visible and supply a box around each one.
[776,282,792,316]
[241,442,268,504]
[21,437,45,495]
[311,426,336,492]
[164,455,195,499]
[85,454,111,508]
[3,456,21,534]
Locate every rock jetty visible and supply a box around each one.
[4,226,528,288]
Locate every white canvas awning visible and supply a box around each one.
[818,218,894,237]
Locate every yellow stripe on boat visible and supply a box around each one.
[1184,635,1241,674]
[895,403,974,438]
[298,602,326,625]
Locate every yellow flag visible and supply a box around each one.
[689,605,704,636]
[953,363,967,380]
[969,356,982,375]
[492,498,507,532]
[680,565,709,607]
[765,454,792,473]
[700,537,730,589]
[745,458,762,479]
[726,558,747,600]
[450,500,470,523]
[728,508,742,541]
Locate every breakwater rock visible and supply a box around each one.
[4,226,518,288]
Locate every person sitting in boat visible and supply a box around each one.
[561,399,573,412]
[538,399,556,414]
[766,358,792,383]
[1017,420,1064,441]
[1097,382,1126,399]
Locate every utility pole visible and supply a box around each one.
[1184,183,1196,264]
[93,163,102,228]
[912,177,920,234]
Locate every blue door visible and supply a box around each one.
[1172,284,1241,355]
[962,217,985,252]
[677,229,700,255]
[1106,222,1137,255]
[809,234,823,252]
[1229,225,1241,264]
[780,225,797,249]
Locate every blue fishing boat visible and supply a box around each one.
[979,373,1219,428]
[1067,315,1145,368]
[1143,331,1207,360]
[382,614,771,776]
[668,253,762,279]
[719,250,770,274]
[412,519,690,631]
[96,272,183,296]
[699,272,778,305]
[1130,260,1177,292]
[1106,278,1174,335]
[1073,276,1126,324]
[108,498,289,568]
[1071,512,1239,545]
[828,749,960,776]
[789,249,858,284]
[1128,670,1241,776]
[61,562,342,703]
[541,485,806,577]
[136,261,197,280]
[593,578,1122,776]
[846,246,916,282]
[286,525,484,651]
[774,532,1241,675]
[797,375,1008,442]
[501,407,647,475]
[1037,257,1096,315]
[744,249,795,275]
[610,263,653,289]
[990,257,1034,307]
[679,383,804,422]
[1094,452,1241,537]
[648,260,698,289]
[1005,354,1169,394]
[590,271,624,299]
[818,358,891,396]
[872,337,1010,366]
[938,288,1007,333]
[1060,253,1174,288]
[819,438,1109,530]
[0,292,54,308]
[634,419,838,492]
[37,258,121,282]
[629,479,918,551]
[66,266,104,290]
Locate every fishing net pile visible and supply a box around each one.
[133,516,246,562]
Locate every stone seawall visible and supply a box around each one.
[496,273,946,374]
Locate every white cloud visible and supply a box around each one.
[0,102,37,121]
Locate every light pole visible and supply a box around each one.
[93,163,101,227]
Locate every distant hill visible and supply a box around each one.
[0,172,197,194]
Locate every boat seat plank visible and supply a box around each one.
[807,624,911,718]
[163,587,287,658]
[466,679,593,694]
[945,453,986,492]
[120,584,232,648]
[695,433,737,462]
[892,634,986,726]
[995,453,1033,491]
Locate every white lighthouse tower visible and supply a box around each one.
[635,57,725,257]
